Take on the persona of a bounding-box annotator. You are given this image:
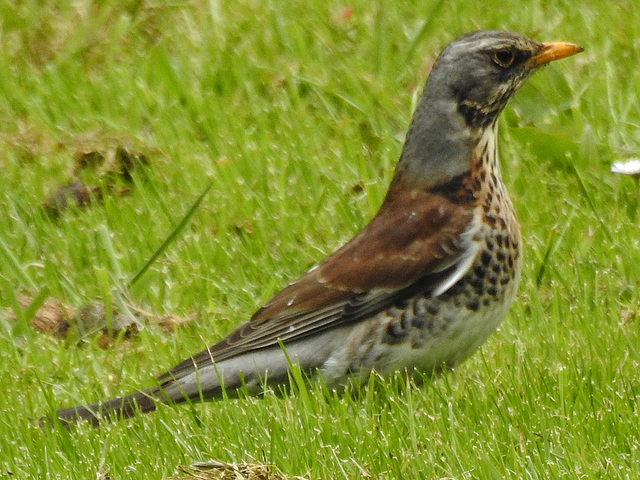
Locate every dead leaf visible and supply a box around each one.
[42,179,104,218]
[30,297,72,337]
[7,291,191,346]
[156,314,193,333]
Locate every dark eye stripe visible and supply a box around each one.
[514,50,532,64]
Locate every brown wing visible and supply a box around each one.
[161,189,477,380]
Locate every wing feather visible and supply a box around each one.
[161,190,479,381]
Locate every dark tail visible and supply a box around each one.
[51,386,173,427]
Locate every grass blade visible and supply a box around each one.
[127,181,213,288]
[0,235,36,289]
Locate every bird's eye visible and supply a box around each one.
[493,48,515,68]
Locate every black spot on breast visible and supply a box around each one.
[400,311,411,330]
[426,304,440,315]
[485,214,497,227]
[384,321,408,345]
[474,264,487,278]
[469,276,485,295]
[411,316,426,329]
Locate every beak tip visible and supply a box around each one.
[533,41,584,66]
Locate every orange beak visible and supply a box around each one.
[529,41,584,67]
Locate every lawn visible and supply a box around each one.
[1,0,639,478]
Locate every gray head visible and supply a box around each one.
[430,30,575,128]
[392,30,582,190]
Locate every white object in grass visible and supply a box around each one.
[611,158,640,176]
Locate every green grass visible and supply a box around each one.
[1,0,640,478]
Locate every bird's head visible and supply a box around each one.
[393,30,582,191]
[429,30,583,129]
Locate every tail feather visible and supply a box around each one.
[50,366,222,427]
[48,337,330,427]
[52,386,171,427]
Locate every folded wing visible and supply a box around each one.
[161,189,479,381]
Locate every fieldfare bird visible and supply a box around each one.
[53,30,582,425]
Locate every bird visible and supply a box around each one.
[52,30,583,426]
